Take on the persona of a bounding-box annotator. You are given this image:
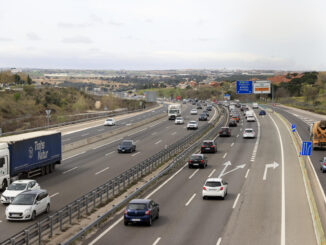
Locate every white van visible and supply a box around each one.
[252,103,258,109]
[245,110,254,118]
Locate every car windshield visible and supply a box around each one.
[128,203,147,210]
[12,193,36,205]
[189,121,196,124]
[169,109,179,113]
[106,119,113,121]
[191,155,203,160]
[7,183,27,191]
[121,141,132,146]
[205,181,222,187]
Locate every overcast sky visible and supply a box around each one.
[0,0,325,70]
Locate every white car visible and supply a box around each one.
[175,117,184,124]
[187,120,198,130]
[202,178,228,200]
[1,180,40,204]
[190,109,198,115]
[6,189,50,221]
[104,118,116,126]
[243,128,256,138]
[247,116,256,122]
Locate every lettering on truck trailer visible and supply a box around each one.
[33,140,49,160]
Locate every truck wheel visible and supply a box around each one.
[1,180,8,190]
[41,167,46,176]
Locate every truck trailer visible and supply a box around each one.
[310,120,326,150]
[0,131,61,190]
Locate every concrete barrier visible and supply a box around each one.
[62,113,167,152]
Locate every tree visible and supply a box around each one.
[303,84,319,104]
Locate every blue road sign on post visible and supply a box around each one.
[236,81,253,94]
[301,141,312,156]
[292,124,296,132]
[224,94,230,100]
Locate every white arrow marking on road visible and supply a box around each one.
[221,164,246,177]
[263,161,279,180]
[218,161,231,178]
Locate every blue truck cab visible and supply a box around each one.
[0,131,61,190]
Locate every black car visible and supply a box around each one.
[201,140,217,153]
[117,140,136,153]
[206,105,212,111]
[124,199,159,226]
[188,154,207,168]
[229,119,237,127]
[199,113,208,121]
[219,127,231,137]
[203,110,209,117]
[197,104,202,109]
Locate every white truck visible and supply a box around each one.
[252,103,259,109]
[168,104,182,120]
[245,110,254,118]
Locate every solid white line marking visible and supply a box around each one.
[153,237,161,245]
[50,192,59,198]
[216,237,222,245]
[189,169,199,179]
[95,167,110,175]
[63,152,86,161]
[171,132,176,135]
[269,114,285,245]
[63,167,78,174]
[62,138,71,142]
[131,152,140,157]
[89,164,188,245]
[155,140,162,145]
[185,193,196,206]
[233,193,240,209]
[245,169,250,178]
[208,169,216,178]
[81,133,89,137]
[223,153,227,159]
[230,142,234,147]
[150,122,161,128]
[105,151,115,156]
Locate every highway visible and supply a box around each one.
[82,107,316,245]
[0,102,213,241]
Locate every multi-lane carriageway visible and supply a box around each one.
[0,102,320,245]
[82,106,317,245]
[0,103,215,241]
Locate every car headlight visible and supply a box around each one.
[24,208,32,215]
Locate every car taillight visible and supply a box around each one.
[145,210,150,215]
[189,160,191,163]
[203,186,207,190]
[124,210,128,214]
[201,145,205,148]
[211,145,215,148]
[323,162,326,166]
[200,160,204,163]
[220,187,224,191]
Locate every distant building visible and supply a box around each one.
[10,68,22,74]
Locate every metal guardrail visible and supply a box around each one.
[1,105,225,245]
[0,104,157,137]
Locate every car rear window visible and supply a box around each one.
[245,129,253,133]
[203,142,213,146]
[127,203,147,210]
[190,155,203,160]
[205,181,222,187]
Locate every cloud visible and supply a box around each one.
[26,32,41,40]
[0,37,13,42]
[108,20,124,26]
[196,37,215,42]
[90,14,103,23]
[62,36,92,44]
[57,22,90,28]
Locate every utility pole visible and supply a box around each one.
[45,109,51,127]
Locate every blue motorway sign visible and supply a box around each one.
[236,81,253,94]
[301,141,312,156]
[291,124,296,132]
[224,94,231,100]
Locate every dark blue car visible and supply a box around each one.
[124,199,159,226]
[259,110,266,116]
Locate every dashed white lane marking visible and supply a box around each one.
[245,169,250,178]
[63,167,78,174]
[127,128,147,137]
[153,237,161,245]
[236,134,239,138]
[240,128,242,131]
[131,152,141,157]
[185,193,197,206]
[0,220,2,223]
[50,193,59,198]
[150,122,161,128]
[171,132,177,135]
[126,123,131,126]
[62,151,86,161]
[95,167,110,175]
[230,142,234,147]
[223,153,227,159]
[216,237,222,245]
[98,129,104,132]
[189,169,199,179]
[166,126,170,129]
[81,133,89,137]
[233,193,240,209]
[155,140,162,144]
[208,169,216,178]
[105,151,115,156]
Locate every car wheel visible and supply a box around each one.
[156,211,159,219]
[45,204,50,213]
[1,179,8,191]
[203,196,206,200]
[31,211,36,221]
[188,165,192,169]
[124,220,128,226]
